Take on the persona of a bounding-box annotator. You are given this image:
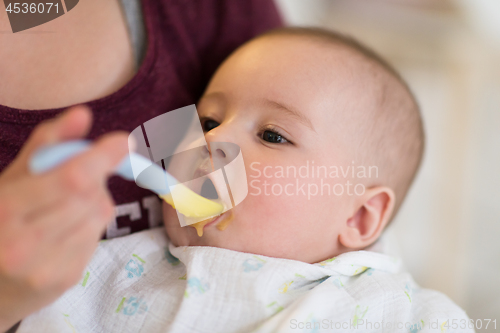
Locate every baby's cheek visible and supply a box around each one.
[235,176,325,259]
[245,175,316,226]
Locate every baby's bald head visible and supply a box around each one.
[258,27,425,216]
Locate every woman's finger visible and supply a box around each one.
[28,187,113,243]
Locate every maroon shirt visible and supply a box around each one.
[0,0,282,238]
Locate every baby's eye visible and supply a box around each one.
[262,130,288,144]
[202,119,220,132]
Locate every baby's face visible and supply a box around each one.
[163,36,375,263]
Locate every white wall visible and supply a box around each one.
[275,0,500,328]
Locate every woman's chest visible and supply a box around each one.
[0,0,135,110]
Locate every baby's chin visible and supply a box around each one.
[162,203,236,248]
[164,224,242,251]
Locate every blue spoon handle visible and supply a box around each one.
[29,140,176,196]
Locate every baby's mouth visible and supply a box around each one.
[183,176,233,237]
[187,158,235,236]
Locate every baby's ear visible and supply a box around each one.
[338,186,395,250]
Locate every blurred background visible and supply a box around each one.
[274,0,500,329]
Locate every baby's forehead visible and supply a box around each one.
[251,34,391,103]
[257,33,383,74]
[259,35,389,107]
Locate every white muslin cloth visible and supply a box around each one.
[18,227,473,333]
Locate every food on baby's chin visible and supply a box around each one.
[190,210,234,237]
[216,212,234,231]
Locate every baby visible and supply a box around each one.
[16,28,472,333]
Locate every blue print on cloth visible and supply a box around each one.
[125,259,144,278]
[184,277,210,298]
[365,268,374,276]
[122,297,148,316]
[164,246,180,266]
[242,256,266,272]
[409,320,425,333]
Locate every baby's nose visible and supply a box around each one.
[207,142,240,171]
[214,147,226,159]
[199,143,231,169]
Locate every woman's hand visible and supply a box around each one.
[0,106,129,331]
